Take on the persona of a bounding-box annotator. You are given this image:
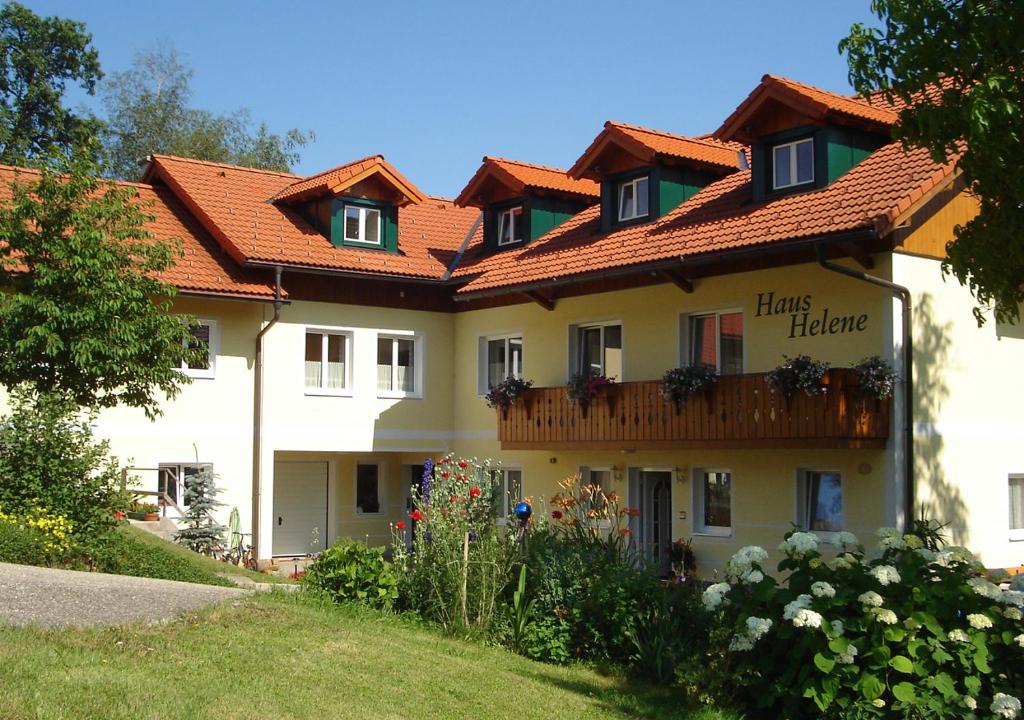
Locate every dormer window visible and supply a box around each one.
[497,206,524,246]
[617,176,649,221]
[772,137,814,190]
[344,204,382,245]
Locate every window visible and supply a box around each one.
[497,206,524,246]
[479,335,523,395]
[356,464,381,514]
[688,311,743,375]
[377,335,417,396]
[344,204,382,245]
[492,468,522,518]
[304,330,351,392]
[773,137,814,189]
[694,469,732,536]
[575,323,622,380]
[180,319,216,378]
[1010,475,1024,541]
[798,470,843,533]
[617,176,649,221]
[157,463,211,509]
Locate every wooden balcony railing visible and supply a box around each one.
[497,370,890,450]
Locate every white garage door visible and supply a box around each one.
[272,461,328,557]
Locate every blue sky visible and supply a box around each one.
[29,1,877,197]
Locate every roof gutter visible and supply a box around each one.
[252,265,284,563]
[816,241,914,531]
[245,259,446,286]
[452,228,877,302]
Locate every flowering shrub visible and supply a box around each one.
[766,354,830,397]
[565,371,615,404]
[854,356,899,400]
[393,455,518,634]
[0,504,73,564]
[302,539,398,609]
[484,376,534,411]
[659,365,719,408]
[703,527,1024,718]
[547,473,636,560]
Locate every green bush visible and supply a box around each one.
[0,389,125,540]
[303,539,399,610]
[0,520,51,566]
[704,527,1024,719]
[82,526,232,587]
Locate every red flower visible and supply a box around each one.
[551,510,563,520]
[620,528,632,537]
[114,511,126,519]
[456,474,467,482]
[395,521,406,530]
[410,510,424,522]
[441,471,451,479]
[470,487,481,498]
[458,460,468,469]
[450,495,459,503]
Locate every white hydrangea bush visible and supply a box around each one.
[702,527,1024,719]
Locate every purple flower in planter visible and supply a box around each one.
[421,458,433,506]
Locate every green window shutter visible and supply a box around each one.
[384,205,398,253]
[329,198,345,247]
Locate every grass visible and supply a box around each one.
[0,592,738,720]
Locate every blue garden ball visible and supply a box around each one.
[513,502,532,521]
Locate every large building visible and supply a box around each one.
[5,74,1021,575]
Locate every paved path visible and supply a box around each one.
[0,562,247,628]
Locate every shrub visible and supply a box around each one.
[660,365,719,408]
[703,527,1024,719]
[854,356,899,400]
[0,515,52,566]
[173,465,226,556]
[0,389,125,540]
[302,539,399,610]
[392,456,518,634]
[82,525,232,586]
[767,354,830,397]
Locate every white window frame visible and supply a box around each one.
[343,204,383,245]
[477,333,524,396]
[569,319,623,380]
[772,137,815,190]
[617,175,650,222]
[796,469,844,539]
[376,330,423,399]
[497,206,524,246]
[679,308,745,374]
[179,318,217,380]
[157,462,212,510]
[354,462,384,516]
[494,467,523,523]
[304,327,354,396]
[692,467,734,538]
[1010,474,1024,542]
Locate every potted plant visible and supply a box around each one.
[141,503,160,521]
[660,365,719,412]
[485,376,534,417]
[766,354,830,398]
[853,355,898,400]
[566,370,615,417]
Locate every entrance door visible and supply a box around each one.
[629,469,673,574]
[272,461,328,557]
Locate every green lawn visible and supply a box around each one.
[0,592,736,720]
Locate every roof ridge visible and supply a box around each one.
[483,156,574,175]
[289,154,383,185]
[763,74,893,114]
[0,162,162,191]
[150,154,302,178]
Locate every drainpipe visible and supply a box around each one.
[815,242,914,529]
[252,265,284,562]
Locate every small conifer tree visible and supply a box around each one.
[173,465,226,556]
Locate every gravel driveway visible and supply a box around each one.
[0,562,246,628]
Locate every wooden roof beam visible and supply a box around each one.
[660,269,694,294]
[839,240,875,270]
[524,290,555,311]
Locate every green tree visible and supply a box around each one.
[0,1,102,166]
[0,151,205,417]
[101,44,312,179]
[842,0,1024,324]
[173,465,226,556]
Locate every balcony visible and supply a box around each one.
[497,370,890,451]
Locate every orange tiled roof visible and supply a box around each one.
[146,155,479,279]
[716,74,898,142]
[271,154,427,206]
[451,140,957,295]
[455,156,598,207]
[0,165,277,299]
[569,121,743,179]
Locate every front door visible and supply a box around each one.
[629,469,673,574]
[272,461,328,557]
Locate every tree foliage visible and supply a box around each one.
[101,44,312,179]
[0,1,102,166]
[0,152,205,416]
[842,0,1024,324]
[173,464,226,556]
